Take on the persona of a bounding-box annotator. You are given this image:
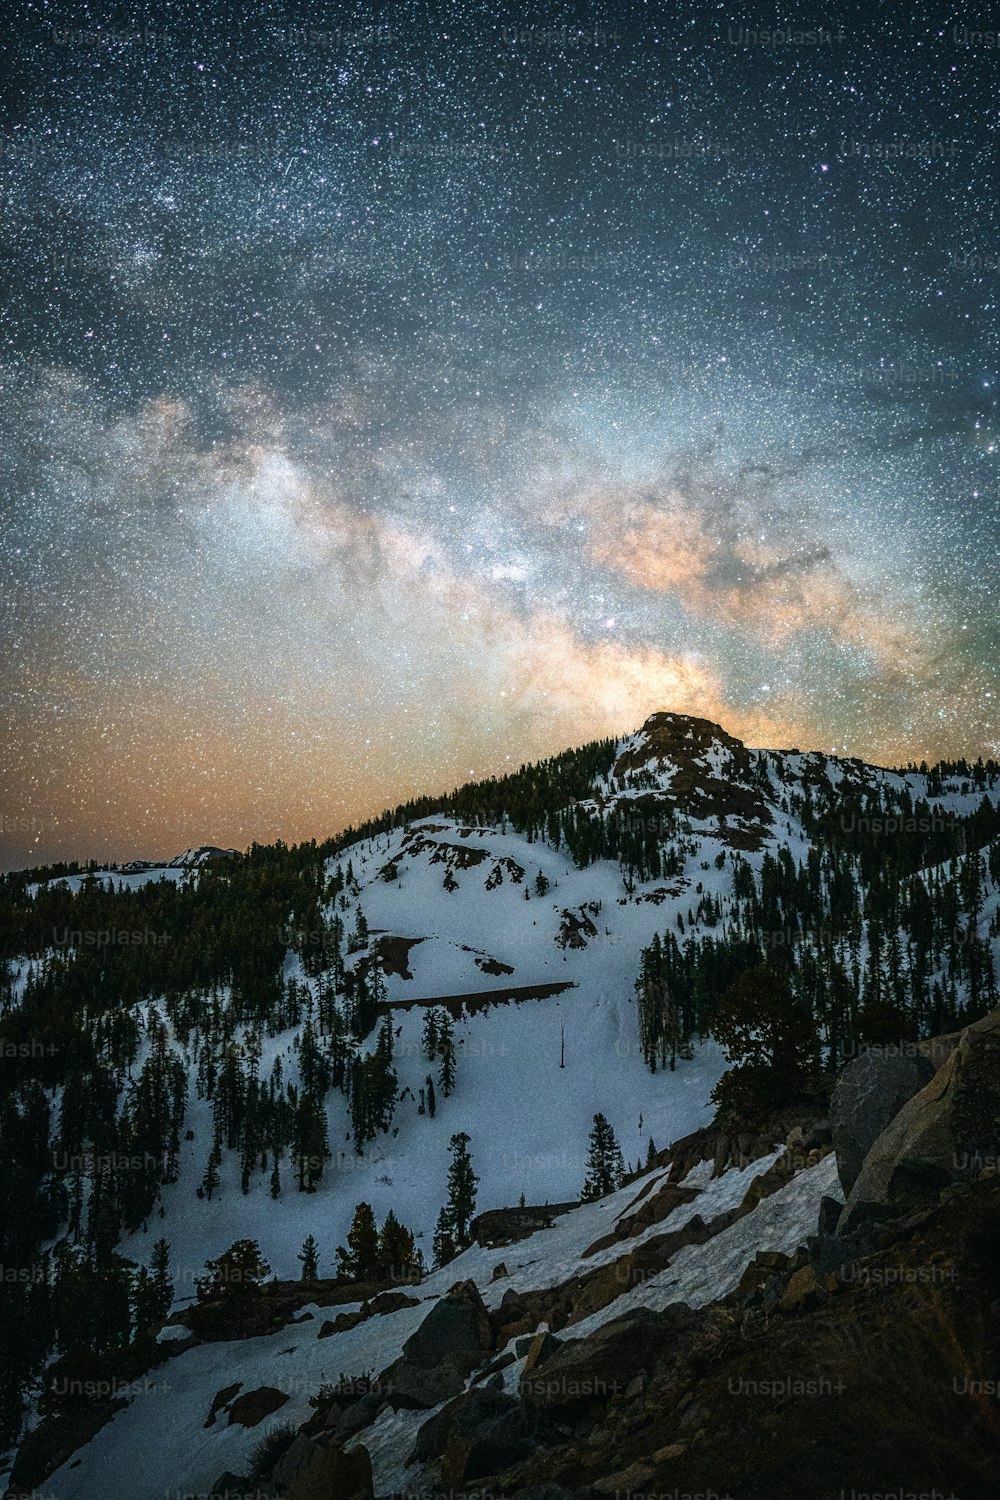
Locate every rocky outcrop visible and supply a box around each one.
[410,1380,535,1485]
[281,1442,373,1500]
[840,1007,1000,1232]
[831,1046,934,1195]
[472,1203,577,1248]
[397,1178,1000,1500]
[225,1385,289,1427]
[381,1279,495,1411]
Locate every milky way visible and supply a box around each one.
[1,2,997,868]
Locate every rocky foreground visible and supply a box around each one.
[167,1007,1000,1500]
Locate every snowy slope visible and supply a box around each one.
[35,715,1000,1293]
[43,1147,842,1500]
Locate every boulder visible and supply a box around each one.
[363,1289,420,1316]
[519,1306,691,1414]
[411,1382,526,1465]
[831,1047,934,1196]
[381,1356,467,1410]
[226,1385,290,1427]
[270,1433,317,1489]
[401,1279,492,1367]
[522,1330,562,1373]
[204,1381,242,1428]
[282,1443,373,1500]
[840,1008,1000,1232]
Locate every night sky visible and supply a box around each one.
[1,2,998,869]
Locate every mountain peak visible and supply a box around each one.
[614,711,748,780]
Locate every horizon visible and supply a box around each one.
[5,704,993,876]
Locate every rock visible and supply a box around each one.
[330,1390,385,1441]
[381,1281,497,1411]
[520,1306,691,1414]
[226,1385,290,1427]
[270,1433,316,1488]
[412,1382,521,1460]
[382,1356,466,1410]
[778,1265,824,1314]
[471,1203,576,1247]
[498,1315,535,1346]
[755,1249,793,1271]
[204,1381,242,1428]
[592,1461,655,1493]
[840,1007,1000,1232]
[363,1289,420,1316]
[471,1351,517,1385]
[319,1308,364,1337]
[283,1443,373,1500]
[653,1441,687,1461]
[803,1119,832,1150]
[401,1279,492,1367]
[831,1047,935,1196]
[411,1382,535,1483]
[523,1331,562,1374]
[492,1261,509,1280]
[817,1194,843,1235]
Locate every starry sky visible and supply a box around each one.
[1,1,998,869]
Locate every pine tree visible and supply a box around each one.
[426,1073,436,1118]
[377,1210,417,1283]
[150,1237,173,1321]
[298,1234,320,1282]
[201,1150,220,1202]
[433,1206,458,1268]
[438,1015,456,1097]
[421,1008,440,1061]
[195,1240,271,1305]
[581,1113,625,1201]
[443,1131,478,1248]
[336,1202,380,1282]
[294,1095,329,1191]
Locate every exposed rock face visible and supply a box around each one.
[608,712,771,849]
[411,1381,535,1483]
[518,1306,691,1415]
[831,1046,935,1196]
[281,1442,373,1500]
[401,1279,492,1365]
[472,1203,577,1248]
[225,1385,289,1427]
[382,1279,495,1411]
[840,1008,1000,1232]
[399,1179,1000,1500]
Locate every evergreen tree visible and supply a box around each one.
[149,1237,173,1322]
[298,1234,320,1281]
[336,1202,380,1282]
[195,1240,271,1305]
[442,1131,478,1248]
[438,1014,456,1097]
[421,1008,440,1062]
[377,1210,417,1282]
[432,1206,458,1268]
[581,1113,625,1200]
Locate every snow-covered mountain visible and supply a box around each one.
[3,710,1000,1499]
